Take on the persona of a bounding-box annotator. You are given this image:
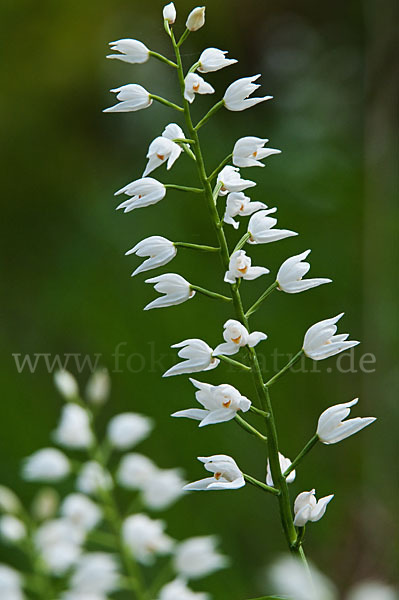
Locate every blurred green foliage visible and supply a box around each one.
[0,0,397,597]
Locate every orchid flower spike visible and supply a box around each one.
[184,73,215,103]
[223,192,266,229]
[172,379,251,427]
[197,48,237,73]
[266,452,296,487]
[183,455,245,491]
[163,2,176,24]
[303,313,360,360]
[143,123,185,177]
[214,319,267,356]
[217,165,256,195]
[107,39,150,64]
[173,535,228,579]
[163,339,219,377]
[126,236,177,276]
[122,514,174,565]
[225,250,269,284]
[293,489,334,527]
[186,6,205,31]
[144,274,194,310]
[103,84,152,113]
[233,136,281,168]
[115,177,166,212]
[317,398,376,444]
[223,75,273,111]
[276,250,332,293]
[248,209,297,244]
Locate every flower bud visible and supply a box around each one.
[0,515,26,543]
[186,6,205,32]
[85,368,111,406]
[163,2,176,24]
[0,486,21,515]
[54,369,79,400]
[31,488,59,521]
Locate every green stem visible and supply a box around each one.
[191,284,232,302]
[194,100,225,130]
[149,50,177,68]
[292,526,306,550]
[235,413,268,443]
[245,281,278,318]
[250,405,270,418]
[243,473,280,496]
[149,94,183,112]
[171,30,307,568]
[284,434,319,478]
[232,232,251,254]
[174,241,220,252]
[173,137,195,144]
[188,61,200,74]
[218,354,252,372]
[208,153,233,182]
[177,28,190,47]
[164,183,203,193]
[264,350,304,388]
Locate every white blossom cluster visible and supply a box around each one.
[0,368,228,599]
[105,0,376,549]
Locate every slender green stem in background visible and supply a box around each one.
[149,50,177,68]
[243,474,280,496]
[149,94,183,112]
[218,354,252,372]
[208,153,233,182]
[235,413,268,443]
[171,32,307,570]
[174,241,220,252]
[264,350,304,388]
[292,526,306,550]
[284,434,319,478]
[20,523,54,600]
[245,281,278,318]
[194,100,225,130]
[191,284,232,302]
[250,405,270,418]
[232,232,251,254]
[164,183,203,193]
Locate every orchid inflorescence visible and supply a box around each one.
[0,369,227,600]
[103,2,377,596]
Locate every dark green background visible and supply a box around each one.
[0,0,397,597]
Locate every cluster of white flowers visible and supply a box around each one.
[103,5,379,595]
[0,367,228,599]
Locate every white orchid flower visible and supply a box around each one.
[0,516,26,543]
[34,519,84,575]
[223,75,272,111]
[0,565,24,600]
[293,489,334,527]
[107,413,153,450]
[143,123,185,176]
[107,39,149,64]
[52,404,93,450]
[103,84,152,113]
[184,455,245,491]
[197,48,237,73]
[266,452,296,487]
[126,236,177,277]
[186,6,205,31]
[122,514,174,565]
[163,339,219,377]
[60,494,102,533]
[317,398,376,444]
[224,250,269,284]
[22,448,70,482]
[303,313,360,361]
[174,535,228,579]
[144,273,194,310]
[223,192,266,229]
[68,552,120,596]
[0,486,21,515]
[277,250,332,293]
[76,462,112,496]
[217,165,256,195]
[115,177,166,212]
[214,319,267,356]
[248,209,297,244]
[159,578,209,600]
[184,73,215,103]
[233,136,281,168]
[117,453,157,490]
[163,3,176,24]
[172,378,251,427]
[54,369,79,399]
[141,468,186,510]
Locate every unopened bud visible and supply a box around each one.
[186,6,205,32]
